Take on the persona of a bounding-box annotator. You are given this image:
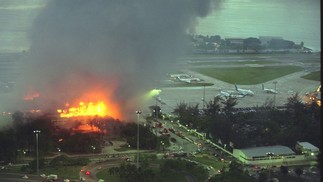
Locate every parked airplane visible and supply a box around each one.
[262,84,278,94]
[175,76,201,83]
[218,90,245,98]
[170,73,190,79]
[234,84,254,96]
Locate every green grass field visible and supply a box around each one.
[301,71,320,81]
[40,166,82,180]
[188,60,280,66]
[96,165,188,182]
[161,82,214,87]
[187,155,229,170]
[192,66,303,85]
[2,165,82,180]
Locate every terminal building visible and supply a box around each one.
[232,143,319,167]
[295,141,320,157]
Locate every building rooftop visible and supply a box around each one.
[239,145,295,158]
[297,142,319,152]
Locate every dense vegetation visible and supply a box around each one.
[0,113,164,164]
[189,34,309,53]
[100,158,209,182]
[172,93,321,149]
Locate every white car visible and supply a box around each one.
[40,174,47,178]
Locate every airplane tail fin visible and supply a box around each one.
[234,84,238,91]
[262,84,264,90]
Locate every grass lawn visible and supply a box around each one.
[187,155,229,170]
[96,169,120,182]
[2,165,82,180]
[113,146,133,152]
[96,165,188,182]
[301,71,320,81]
[192,66,303,85]
[161,82,214,87]
[213,170,257,182]
[188,60,280,66]
[40,166,82,180]
[271,173,307,182]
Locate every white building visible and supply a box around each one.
[233,144,319,167]
[233,145,296,167]
[295,141,320,157]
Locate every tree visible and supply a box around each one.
[228,160,242,172]
[12,111,25,128]
[294,168,303,178]
[172,102,188,119]
[221,97,238,113]
[209,35,221,43]
[148,105,162,119]
[280,165,288,175]
[262,98,275,108]
[300,41,304,48]
[243,37,261,52]
[172,102,200,127]
[121,123,157,150]
[269,39,295,49]
[205,96,222,116]
[28,158,45,172]
[0,130,18,163]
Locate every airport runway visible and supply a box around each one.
[145,54,321,114]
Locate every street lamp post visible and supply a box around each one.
[273,81,277,107]
[33,130,41,177]
[160,141,165,151]
[136,110,142,169]
[202,84,206,110]
[91,145,96,153]
[266,152,274,182]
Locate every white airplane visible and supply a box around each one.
[175,76,200,83]
[170,73,190,79]
[218,90,245,98]
[262,84,278,94]
[234,84,254,96]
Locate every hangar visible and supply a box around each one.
[233,145,296,166]
[295,141,320,157]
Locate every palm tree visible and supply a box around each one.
[205,96,222,116]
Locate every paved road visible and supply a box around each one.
[79,158,125,182]
[0,173,41,182]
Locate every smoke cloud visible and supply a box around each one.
[12,0,217,120]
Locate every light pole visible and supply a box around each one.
[160,141,165,151]
[91,145,96,153]
[266,152,274,182]
[273,81,277,108]
[33,130,41,177]
[202,84,206,110]
[136,110,142,169]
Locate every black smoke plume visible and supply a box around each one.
[14,0,218,120]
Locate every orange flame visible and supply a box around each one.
[56,90,122,119]
[57,101,109,117]
[73,124,101,133]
